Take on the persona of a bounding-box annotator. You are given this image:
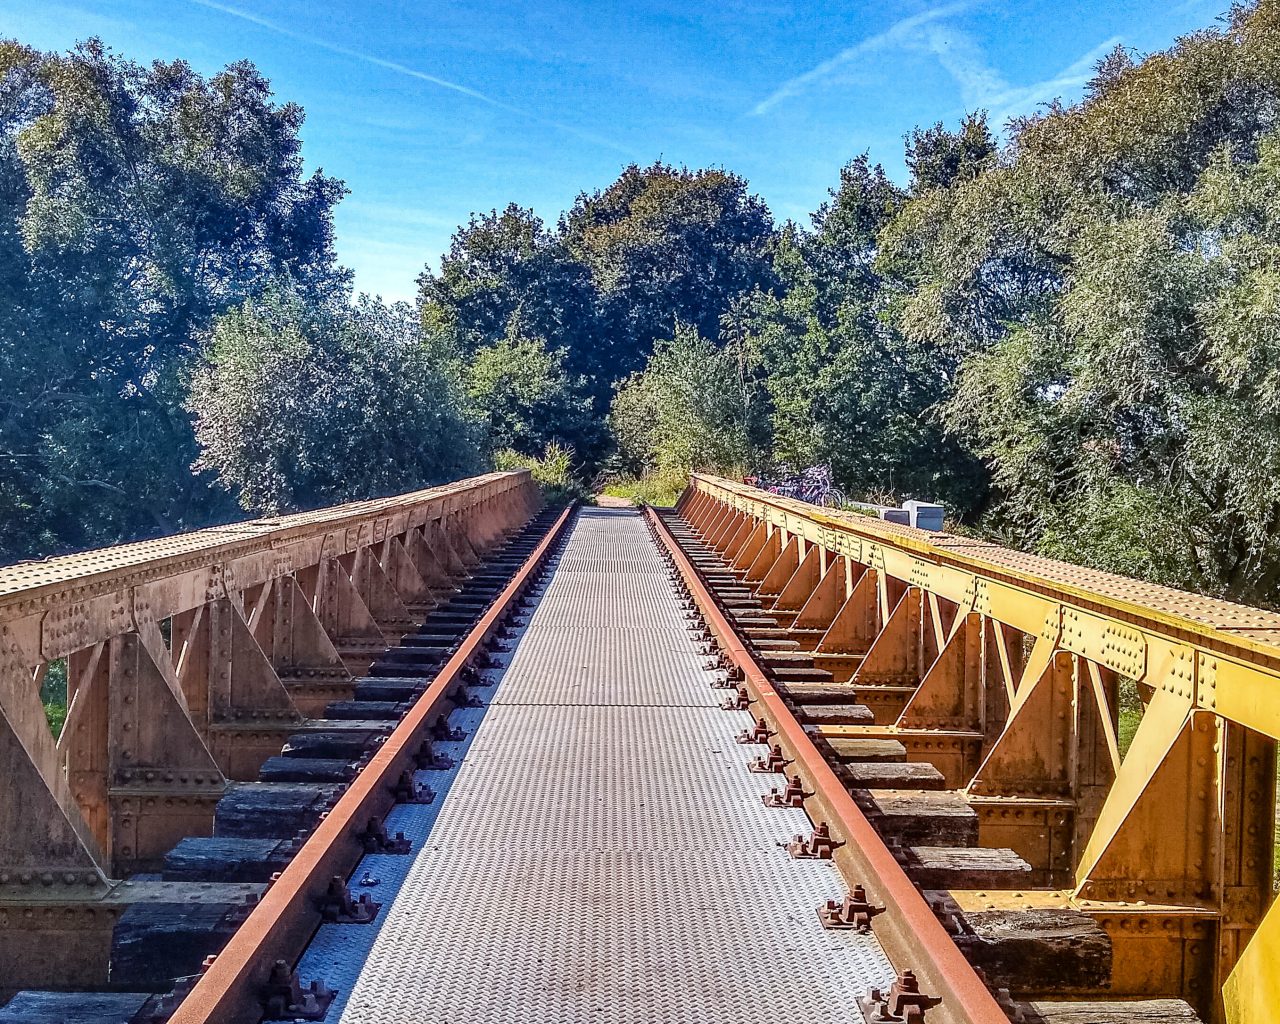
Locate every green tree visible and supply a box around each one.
[0,38,346,559]
[189,288,479,513]
[900,1,1280,601]
[418,205,595,361]
[610,325,765,476]
[465,328,598,459]
[418,166,779,465]
[905,113,998,193]
[742,155,986,509]
[562,162,778,382]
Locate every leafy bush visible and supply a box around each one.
[466,330,598,459]
[610,326,766,476]
[190,287,480,513]
[495,443,587,505]
[599,469,690,508]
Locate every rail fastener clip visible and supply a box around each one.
[748,744,788,773]
[319,875,381,924]
[357,815,412,855]
[736,717,772,744]
[261,960,337,1022]
[720,685,751,710]
[818,885,885,933]
[788,822,837,860]
[858,970,942,1024]
[762,776,806,808]
[392,768,435,805]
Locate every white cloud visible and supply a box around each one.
[920,23,1005,106]
[981,36,1122,127]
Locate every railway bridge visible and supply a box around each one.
[0,470,1274,1024]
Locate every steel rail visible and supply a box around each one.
[167,503,575,1024]
[646,505,1008,1024]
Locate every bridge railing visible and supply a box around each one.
[0,470,538,987]
[682,473,1279,1024]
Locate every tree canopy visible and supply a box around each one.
[11,4,1280,611]
[0,39,345,557]
[189,288,478,512]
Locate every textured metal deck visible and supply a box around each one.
[287,508,893,1023]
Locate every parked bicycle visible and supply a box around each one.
[746,464,845,509]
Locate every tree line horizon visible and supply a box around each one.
[5,2,1280,606]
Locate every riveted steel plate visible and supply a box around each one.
[284,509,893,1024]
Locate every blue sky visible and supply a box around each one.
[2,0,1229,301]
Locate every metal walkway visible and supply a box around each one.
[288,507,893,1023]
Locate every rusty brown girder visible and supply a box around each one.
[673,475,1280,1024]
[646,505,1008,1024]
[0,470,539,989]
[164,502,574,1024]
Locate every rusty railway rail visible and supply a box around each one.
[167,504,574,1024]
[0,470,543,995]
[645,506,1007,1024]
[666,476,1280,1024]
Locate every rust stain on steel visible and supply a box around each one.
[167,503,575,1024]
[688,474,1280,660]
[646,505,1008,1024]
[0,471,529,607]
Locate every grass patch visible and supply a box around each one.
[42,658,68,738]
[1116,676,1144,759]
[495,443,588,505]
[599,469,688,508]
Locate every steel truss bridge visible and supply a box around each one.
[0,470,1274,1024]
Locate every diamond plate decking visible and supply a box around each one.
[285,508,894,1024]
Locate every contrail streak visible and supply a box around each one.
[190,0,637,156]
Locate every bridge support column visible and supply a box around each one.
[403,526,459,596]
[1217,723,1277,1023]
[259,576,353,719]
[184,599,305,781]
[312,556,386,676]
[107,631,226,874]
[0,633,117,990]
